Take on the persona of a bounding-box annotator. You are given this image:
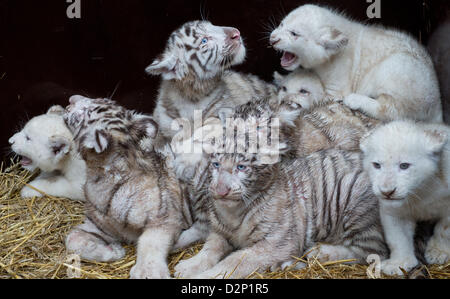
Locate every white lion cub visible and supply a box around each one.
[273,69,325,111]
[361,121,450,275]
[270,4,442,122]
[9,106,86,201]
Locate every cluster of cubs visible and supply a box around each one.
[9,5,450,278]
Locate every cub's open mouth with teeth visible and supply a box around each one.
[19,156,33,166]
[281,51,298,68]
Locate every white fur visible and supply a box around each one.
[273,69,325,110]
[270,4,442,122]
[9,106,86,201]
[361,121,450,275]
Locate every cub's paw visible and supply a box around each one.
[306,244,353,263]
[381,257,418,276]
[174,257,210,278]
[21,186,44,198]
[270,260,306,272]
[130,261,170,279]
[173,229,201,252]
[425,239,450,265]
[343,94,363,111]
[193,267,228,279]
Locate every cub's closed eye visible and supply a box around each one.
[373,162,381,169]
[290,31,300,37]
[300,89,310,94]
[400,163,411,170]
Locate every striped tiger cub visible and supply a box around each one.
[172,98,379,251]
[146,20,277,180]
[63,95,191,279]
[174,148,388,279]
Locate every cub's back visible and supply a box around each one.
[292,102,379,157]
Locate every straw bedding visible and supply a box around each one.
[1,162,449,279]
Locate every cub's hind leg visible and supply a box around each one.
[426,216,450,265]
[65,218,125,262]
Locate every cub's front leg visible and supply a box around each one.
[193,241,283,279]
[130,226,178,279]
[379,211,418,276]
[174,232,233,278]
[343,93,381,118]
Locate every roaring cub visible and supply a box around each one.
[146,20,276,179]
[270,4,442,122]
[361,121,450,275]
[9,106,86,201]
[63,95,191,279]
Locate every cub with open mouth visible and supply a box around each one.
[270,4,442,123]
[9,105,86,201]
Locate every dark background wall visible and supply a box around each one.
[0,0,449,161]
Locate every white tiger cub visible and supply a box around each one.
[9,106,86,201]
[146,20,276,180]
[270,4,442,122]
[361,121,450,275]
[273,69,325,111]
[64,95,190,279]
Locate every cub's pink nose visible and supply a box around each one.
[381,189,396,199]
[216,185,231,197]
[230,30,240,40]
[225,27,241,41]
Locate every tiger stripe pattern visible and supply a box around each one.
[235,98,380,158]
[63,95,191,279]
[172,97,380,251]
[146,20,277,181]
[174,148,388,279]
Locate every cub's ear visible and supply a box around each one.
[217,107,234,127]
[134,115,159,139]
[47,105,65,116]
[49,135,71,159]
[359,130,375,154]
[318,27,348,53]
[424,127,448,154]
[84,130,109,154]
[273,71,285,86]
[145,52,187,80]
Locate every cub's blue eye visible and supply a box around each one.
[237,165,247,171]
[212,162,220,168]
[400,163,411,170]
[201,37,208,44]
